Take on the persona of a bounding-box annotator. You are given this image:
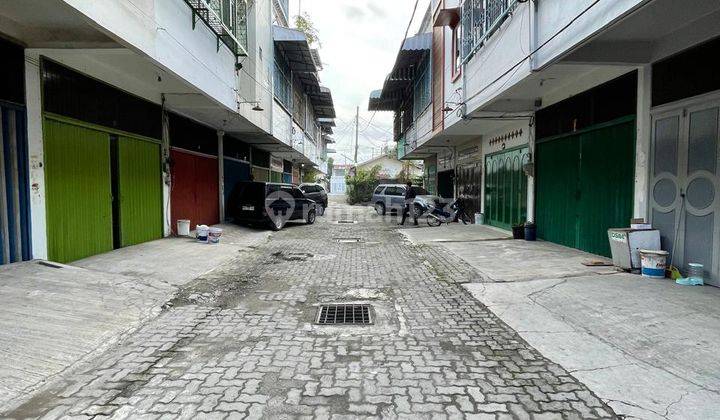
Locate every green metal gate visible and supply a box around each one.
[536,116,635,256]
[45,119,113,263]
[118,136,163,247]
[484,147,529,230]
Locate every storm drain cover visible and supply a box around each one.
[335,238,361,243]
[315,304,373,325]
[336,220,357,224]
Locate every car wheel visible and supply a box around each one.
[317,205,325,216]
[375,202,386,215]
[306,209,316,225]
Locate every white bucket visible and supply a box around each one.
[475,213,484,225]
[208,227,223,244]
[639,249,668,279]
[176,219,191,237]
[196,225,210,243]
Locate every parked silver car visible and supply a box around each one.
[371,184,440,217]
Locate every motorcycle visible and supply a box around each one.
[424,197,473,227]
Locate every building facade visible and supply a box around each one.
[370,0,720,285]
[0,0,335,264]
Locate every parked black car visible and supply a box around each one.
[228,182,317,231]
[299,183,328,214]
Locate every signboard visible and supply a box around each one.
[270,155,284,172]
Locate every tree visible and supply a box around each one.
[346,165,381,205]
[294,13,320,47]
[302,167,320,183]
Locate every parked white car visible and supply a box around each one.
[371,184,440,217]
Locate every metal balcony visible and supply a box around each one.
[185,0,248,58]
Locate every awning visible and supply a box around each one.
[318,118,335,134]
[368,32,431,111]
[307,85,336,119]
[273,25,317,73]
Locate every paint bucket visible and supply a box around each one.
[196,225,209,243]
[176,219,191,237]
[208,227,223,244]
[639,249,668,278]
[475,213,484,225]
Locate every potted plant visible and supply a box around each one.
[524,221,537,241]
[512,222,525,239]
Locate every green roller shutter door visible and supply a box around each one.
[536,136,580,249]
[577,119,635,256]
[536,117,635,256]
[118,136,163,247]
[484,147,529,230]
[44,119,113,263]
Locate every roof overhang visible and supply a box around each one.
[273,25,317,73]
[307,85,336,118]
[368,32,431,111]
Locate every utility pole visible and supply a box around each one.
[354,105,359,164]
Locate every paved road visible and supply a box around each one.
[4,205,615,419]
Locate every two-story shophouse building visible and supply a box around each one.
[371,0,720,285]
[0,0,335,264]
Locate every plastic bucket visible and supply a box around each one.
[208,227,223,244]
[639,249,668,278]
[176,219,191,237]
[475,213,484,225]
[196,225,209,243]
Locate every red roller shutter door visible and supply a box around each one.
[170,148,219,232]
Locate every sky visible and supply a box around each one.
[289,0,430,165]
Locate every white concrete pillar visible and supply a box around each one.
[527,118,536,223]
[634,65,652,220]
[24,51,47,259]
[217,130,225,222]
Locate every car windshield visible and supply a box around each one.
[412,186,429,195]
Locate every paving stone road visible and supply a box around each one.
[4,205,616,419]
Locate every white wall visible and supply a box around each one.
[461,1,532,115]
[272,101,292,145]
[63,0,239,112]
[534,0,644,69]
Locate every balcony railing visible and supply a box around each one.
[185,0,248,57]
[461,0,517,62]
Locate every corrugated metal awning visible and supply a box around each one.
[368,32,431,111]
[307,85,336,119]
[273,25,317,73]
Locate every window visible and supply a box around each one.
[292,82,306,127]
[413,57,431,118]
[273,51,291,109]
[461,0,516,62]
[451,24,462,80]
[385,187,404,196]
[291,188,305,199]
[374,186,386,195]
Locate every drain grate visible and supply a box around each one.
[336,220,357,224]
[335,237,361,243]
[315,304,373,325]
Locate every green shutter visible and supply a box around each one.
[118,136,163,247]
[536,117,635,256]
[44,119,113,263]
[484,147,529,230]
[577,119,635,256]
[536,136,580,249]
